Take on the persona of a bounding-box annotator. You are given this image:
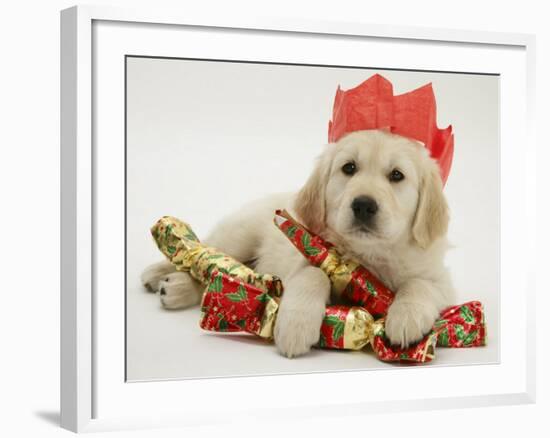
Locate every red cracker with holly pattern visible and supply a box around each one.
[371,301,486,362]
[274,209,394,317]
[199,271,280,339]
[434,300,486,348]
[199,271,486,363]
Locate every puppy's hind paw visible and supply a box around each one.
[158,272,204,310]
[141,261,175,292]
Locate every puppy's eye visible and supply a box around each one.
[342,162,357,176]
[389,169,405,182]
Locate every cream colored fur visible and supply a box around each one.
[141,130,455,357]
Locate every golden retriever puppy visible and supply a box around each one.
[141,129,455,357]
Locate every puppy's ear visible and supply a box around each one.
[293,153,331,235]
[411,161,449,249]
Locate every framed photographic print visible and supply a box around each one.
[61,5,536,433]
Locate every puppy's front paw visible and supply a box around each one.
[274,307,324,358]
[158,272,204,309]
[385,301,439,348]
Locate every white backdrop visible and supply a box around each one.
[126,57,499,380]
[0,0,547,437]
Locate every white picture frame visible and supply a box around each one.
[60,5,536,433]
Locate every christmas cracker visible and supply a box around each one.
[150,216,283,296]
[199,271,486,363]
[274,209,394,317]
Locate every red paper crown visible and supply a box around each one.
[328,74,454,185]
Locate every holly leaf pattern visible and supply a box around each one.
[301,233,321,256]
[324,315,345,341]
[205,264,216,278]
[164,224,172,238]
[227,264,241,273]
[460,305,475,324]
[462,329,478,346]
[332,320,345,341]
[225,284,248,302]
[255,292,270,303]
[438,328,449,347]
[324,315,341,326]
[285,225,298,239]
[455,324,466,341]
[207,274,223,293]
[216,267,229,275]
[218,318,229,331]
[366,281,377,297]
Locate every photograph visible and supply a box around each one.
[125,56,499,382]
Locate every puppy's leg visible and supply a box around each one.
[274,266,331,358]
[385,278,453,348]
[158,271,204,309]
[141,260,176,292]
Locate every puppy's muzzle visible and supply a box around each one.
[351,196,378,226]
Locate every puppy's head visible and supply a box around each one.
[294,130,449,250]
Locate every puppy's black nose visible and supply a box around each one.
[351,196,378,222]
